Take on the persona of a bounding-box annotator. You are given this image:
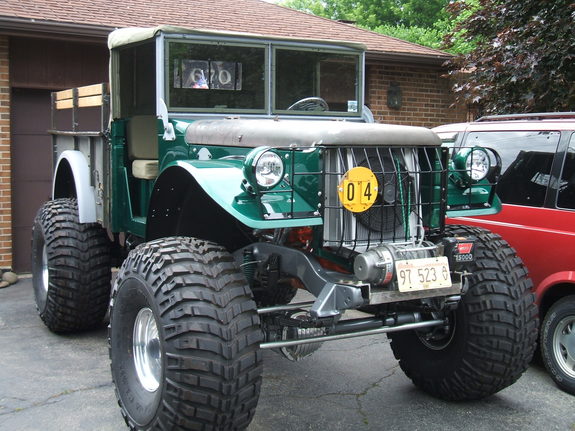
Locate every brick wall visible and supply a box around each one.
[0,36,11,270]
[366,62,468,128]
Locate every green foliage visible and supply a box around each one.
[447,0,575,113]
[372,19,475,55]
[372,24,444,50]
[280,0,327,17]
[280,0,474,54]
[281,0,448,29]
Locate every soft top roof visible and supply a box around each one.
[108,25,366,51]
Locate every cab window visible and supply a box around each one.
[116,41,156,117]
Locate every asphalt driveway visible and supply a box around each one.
[1,279,574,431]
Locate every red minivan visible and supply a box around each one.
[434,113,575,395]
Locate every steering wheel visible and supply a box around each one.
[287,97,330,112]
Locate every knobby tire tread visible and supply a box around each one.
[34,198,111,333]
[390,225,538,400]
[110,236,262,431]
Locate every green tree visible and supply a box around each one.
[372,17,475,55]
[281,0,448,30]
[281,0,327,18]
[447,0,575,113]
[371,24,444,50]
[281,0,473,54]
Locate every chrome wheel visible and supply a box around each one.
[110,238,263,428]
[41,245,49,296]
[553,315,575,379]
[133,308,162,392]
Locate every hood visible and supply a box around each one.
[184,119,440,148]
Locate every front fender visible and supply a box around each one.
[173,159,321,229]
[53,150,97,223]
[537,272,575,303]
[146,159,321,242]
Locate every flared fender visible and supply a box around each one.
[146,160,321,242]
[53,150,97,223]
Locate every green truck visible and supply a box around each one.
[32,26,537,430]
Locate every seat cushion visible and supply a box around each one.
[127,115,158,160]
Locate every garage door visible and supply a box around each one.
[11,88,53,272]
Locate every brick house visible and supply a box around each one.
[0,0,467,272]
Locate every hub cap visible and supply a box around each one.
[133,308,162,392]
[553,315,575,378]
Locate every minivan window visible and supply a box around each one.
[466,131,560,207]
[557,134,575,209]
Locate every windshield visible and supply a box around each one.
[165,39,362,115]
[437,132,459,146]
[167,41,266,112]
[275,49,361,115]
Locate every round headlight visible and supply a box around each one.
[465,148,490,181]
[454,147,491,183]
[244,147,285,190]
[255,151,284,187]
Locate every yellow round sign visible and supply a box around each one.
[337,166,379,213]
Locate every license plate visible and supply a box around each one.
[395,256,452,292]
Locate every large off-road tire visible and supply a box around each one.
[109,237,263,430]
[541,295,575,395]
[31,198,111,333]
[388,225,538,400]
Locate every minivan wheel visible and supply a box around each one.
[541,295,575,395]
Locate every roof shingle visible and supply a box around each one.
[0,0,450,60]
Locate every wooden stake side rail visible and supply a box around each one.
[54,83,109,110]
[49,82,111,225]
[50,82,110,135]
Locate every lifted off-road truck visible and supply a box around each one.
[32,26,537,430]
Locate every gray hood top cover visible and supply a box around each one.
[184,119,441,148]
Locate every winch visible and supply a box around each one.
[353,243,436,285]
